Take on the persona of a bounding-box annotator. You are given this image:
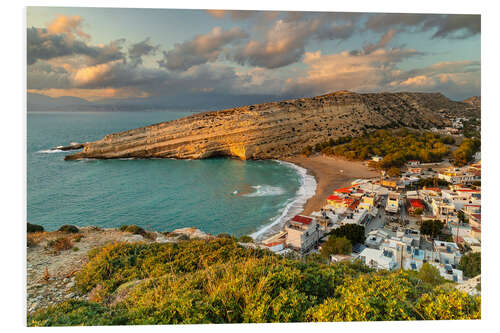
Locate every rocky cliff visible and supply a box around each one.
[65,91,478,161]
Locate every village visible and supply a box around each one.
[259,152,481,285]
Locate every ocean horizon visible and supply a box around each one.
[27,110,315,238]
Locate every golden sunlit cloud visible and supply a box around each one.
[46,15,90,41]
[28,88,150,101]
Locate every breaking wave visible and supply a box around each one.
[243,185,286,197]
[250,160,317,241]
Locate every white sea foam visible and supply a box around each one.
[250,160,317,241]
[243,185,286,197]
[37,149,64,154]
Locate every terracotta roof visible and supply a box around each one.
[327,195,343,201]
[335,187,353,194]
[348,200,360,210]
[408,199,424,208]
[291,215,313,225]
[457,189,480,193]
[423,187,441,192]
[471,227,481,233]
[264,241,285,247]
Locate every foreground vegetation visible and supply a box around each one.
[27,238,480,325]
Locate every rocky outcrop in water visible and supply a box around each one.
[65,91,479,161]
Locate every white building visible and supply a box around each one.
[357,247,398,270]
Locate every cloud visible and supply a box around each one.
[365,13,480,39]
[206,10,259,20]
[46,15,90,40]
[229,14,360,69]
[158,27,248,71]
[284,48,479,101]
[285,47,424,96]
[362,29,397,54]
[27,15,125,65]
[128,38,159,67]
[27,61,71,89]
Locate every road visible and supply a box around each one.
[365,196,388,235]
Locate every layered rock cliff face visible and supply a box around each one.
[65,91,477,161]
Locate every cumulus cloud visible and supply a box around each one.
[284,47,424,96]
[365,13,480,39]
[283,48,479,101]
[46,15,90,41]
[128,38,159,67]
[229,13,361,69]
[27,16,125,66]
[158,27,248,71]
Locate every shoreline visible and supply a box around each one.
[250,154,379,242]
[284,154,379,215]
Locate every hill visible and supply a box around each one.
[27,230,480,325]
[65,90,480,161]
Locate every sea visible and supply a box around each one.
[27,111,316,239]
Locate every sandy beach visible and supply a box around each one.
[284,154,379,215]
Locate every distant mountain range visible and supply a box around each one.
[27,92,289,112]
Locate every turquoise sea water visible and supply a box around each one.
[27,111,306,237]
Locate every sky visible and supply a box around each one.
[27,7,481,103]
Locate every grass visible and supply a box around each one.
[47,237,73,253]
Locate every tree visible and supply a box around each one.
[330,224,365,244]
[387,167,401,177]
[413,208,423,216]
[238,235,253,243]
[420,220,444,239]
[458,252,481,278]
[457,211,469,224]
[418,262,444,286]
[320,236,352,258]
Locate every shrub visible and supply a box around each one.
[458,252,481,278]
[413,208,423,216]
[27,223,44,233]
[387,167,401,177]
[123,225,146,236]
[330,224,365,244]
[320,236,352,258]
[420,220,444,239]
[27,232,44,248]
[58,225,79,234]
[216,233,233,239]
[28,239,481,325]
[238,235,253,243]
[72,247,79,252]
[72,234,84,242]
[47,237,73,252]
[418,262,445,286]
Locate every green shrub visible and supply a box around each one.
[27,223,44,233]
[238,235,253,243]
[320,236,352,258]
[459,252,481,278]
[418,262,445,286]
[123,225,146,236]
[420,220,444,239]
[58,225,79,233]
[330,224,365,244]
